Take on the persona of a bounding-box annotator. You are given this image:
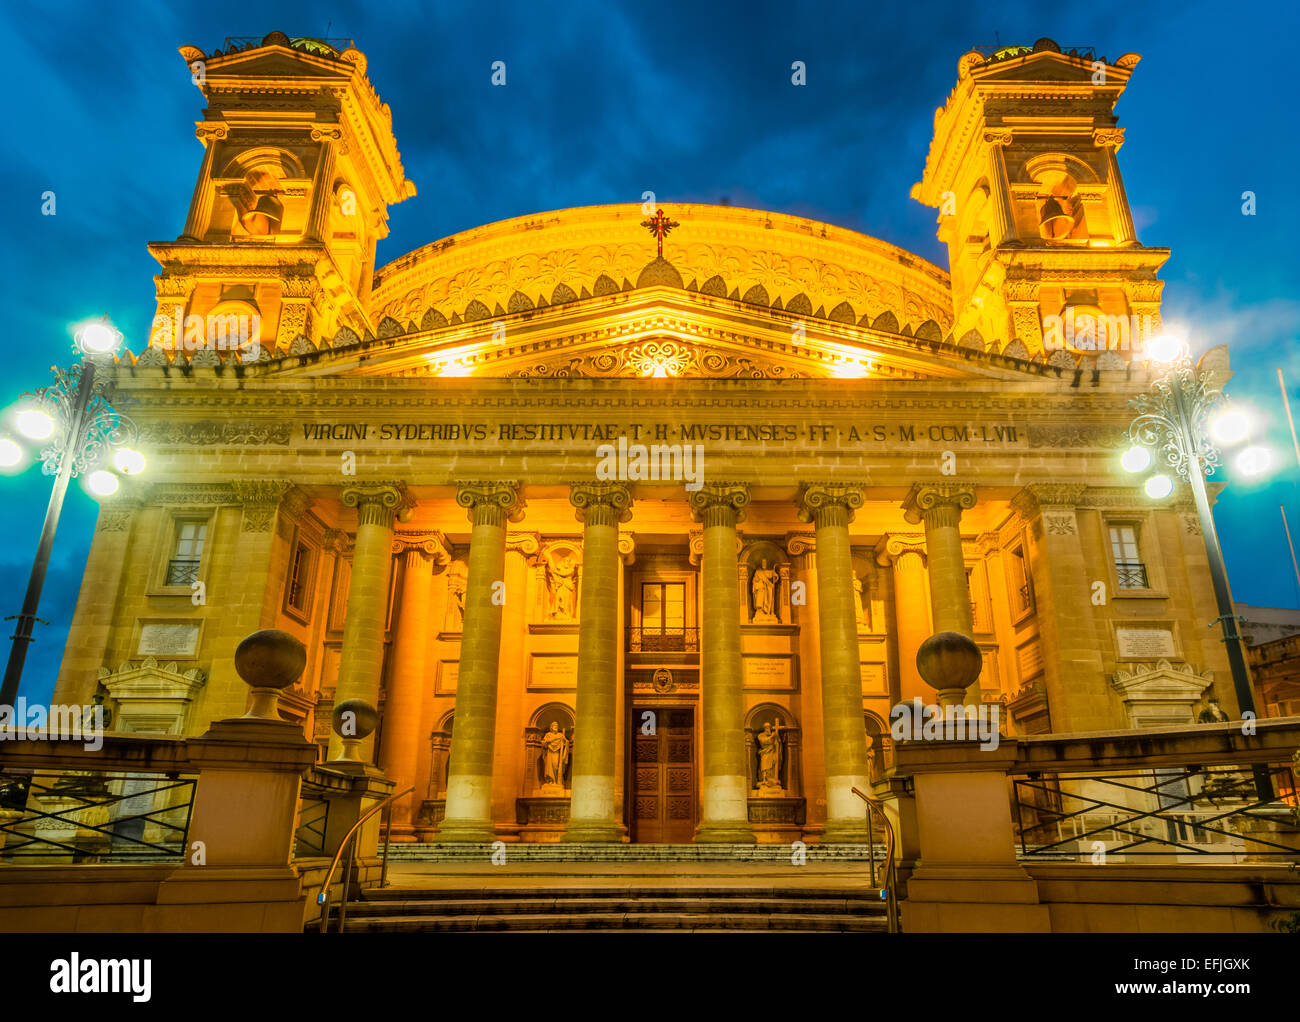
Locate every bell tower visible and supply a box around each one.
[912,39,1169,359]
[146,31,416,360]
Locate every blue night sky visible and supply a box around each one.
[0,0,1297,702]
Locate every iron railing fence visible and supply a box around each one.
[628,627,699,653]
[1114,561,1149,589]
[294,794,331,858]
[164,558,201,586]
[0,767,196,862]
[1013,764,1299,862]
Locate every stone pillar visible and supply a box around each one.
[180,124,227,241]
[688,483,755,844]
[797,483,871,842]
[878,535,931,704]
[439,482,524,842]
[380,533,449,838]
[305,131,340,243]
[1094,129,1137,246]
[565,482,632,842]
[330,482,408,761]
[984,130,1016,246]
[903,483,978,706]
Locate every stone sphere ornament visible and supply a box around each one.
[235,629,306,719]
[916,631,983,708]
[332,699,379,762]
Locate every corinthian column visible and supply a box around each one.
[381,533,450,838]
[438,481,524,843]
[688,482,755,844]
[564,482,632,842]
[331,482,409,760]
[797,483,871,842]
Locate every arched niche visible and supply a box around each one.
[849,552,882,633]
[744,703,801,796]
[533,540,582,624]
[427,711,454,798]
[524,702,574,795]
[1023,154,1097,242]
[864,710,893,784]
[741,539,790,624]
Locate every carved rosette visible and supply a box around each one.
[231,480,292,533]
[796,482,865,529]
[901,482,977,528]
[569,481,633,527]
[342,482,411,529]
[455,481,524,527]
[687,482,750,529]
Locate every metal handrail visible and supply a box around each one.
[852,786,900,934]
[316,785,412,933]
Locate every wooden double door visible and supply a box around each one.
[629,707,695,843]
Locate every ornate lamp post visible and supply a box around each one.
[1122,333,1273,796]
[0,318,146,706]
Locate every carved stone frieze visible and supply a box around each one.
[137,421,292,446]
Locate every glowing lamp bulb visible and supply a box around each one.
[1120,446,1152,473]
[77,320,122,354]
[0,437,21,468]
[16,408,54,441]
[86,470,119,497]
[113,447,146,475]
[1211,410,1249,445]
[1144,474,1174,499]
[1236,446,1272,477]
[1145,333,1185,364]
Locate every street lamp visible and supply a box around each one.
[0,317,146,707]
[1122,333,1274,796]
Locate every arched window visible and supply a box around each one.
[234,169,284,237]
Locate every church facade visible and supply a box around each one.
[52,33,1249,844]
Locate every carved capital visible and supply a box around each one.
[231,480,292,533]
[1010,484,1088,519]
[392,530,452,570]
[618,532,637,565]
[983,129,1014,147]
[195,123,228,144]
[785,531,816,557]
[506,532,541,556]
[570,481,633,526]
[687,482,750,528]
[1093,128,1125,150]
[455,480,524,527]
[876,532,927,566]
[901,482,977,527]
[796,482,865,527]
[341,482,411,529]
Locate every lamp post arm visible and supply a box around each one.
[0,360,98,707]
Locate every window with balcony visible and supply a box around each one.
[1109,524,1149,589]
[165,520,206,586]
[632,582,695,651]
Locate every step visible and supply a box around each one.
[361,885,887,903]
[343,895,886,917]
[334,911,887,932]
[383,842,879,863]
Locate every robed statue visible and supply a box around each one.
[539,721,571,788]
[754,720,784,791]
[548,555,578,620]
[751,560,779,623]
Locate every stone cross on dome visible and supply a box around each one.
[640,208,680,258]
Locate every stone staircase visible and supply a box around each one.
[382,842,877,862]
[322,883,890,932]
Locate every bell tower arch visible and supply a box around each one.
[147,31,416,360]
[912,39,1169,359]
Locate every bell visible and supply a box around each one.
[239,193,283,236]
[1038,195,1074,239]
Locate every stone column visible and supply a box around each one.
[330,482,408,760]
[305,130,340,242]
[797,483,871,842]
[564,482,632,842]
[688,483,755,844]
[903,483,977,637]
[878,536,931,703]
[180,124,227,241]
[1094,129,1137,246]
[439,481,524,842]
[984,130,1017,246]
[380,533,449,838]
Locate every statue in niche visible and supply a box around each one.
[754,720,784,792]
[852,574,866,628]
[548,554,577,620]
[539,721,571,790]
[1198,697,1230,724]
[447,578,466,630]
[751,559,779,623]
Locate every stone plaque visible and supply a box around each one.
[743,655,793,690]
[529,654,578,690]
[137,622,200,658]
[1117,627,1177,659]
[860,663,887,696]
[435,660,459,695]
